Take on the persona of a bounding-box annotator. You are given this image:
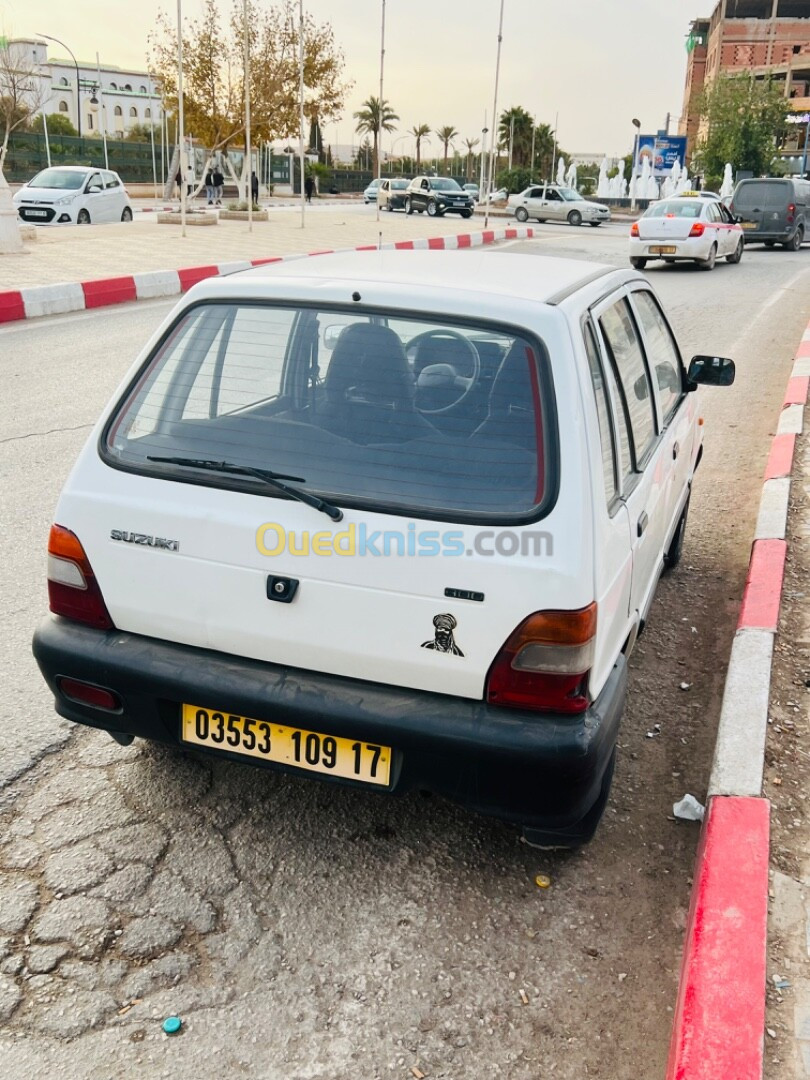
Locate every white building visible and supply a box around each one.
[8,38,162,138]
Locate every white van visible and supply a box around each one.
[33,252,734,847]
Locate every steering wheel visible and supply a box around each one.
[409,329,481,415]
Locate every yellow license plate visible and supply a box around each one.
[181,704,391,786]
[740,222,757,230]
[650,245,677,254]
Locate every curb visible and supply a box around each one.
[666,319,810,1080]
[0,226,535,325]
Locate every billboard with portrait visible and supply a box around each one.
[635,135,688,176]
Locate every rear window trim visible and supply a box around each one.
[98,296,562,528]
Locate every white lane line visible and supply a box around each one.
[728,265,810,357]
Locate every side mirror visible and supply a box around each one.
[86,185,102,194]
[323,325,344,350]
[687,355,735,389]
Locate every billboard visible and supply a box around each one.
[635,135,688,177]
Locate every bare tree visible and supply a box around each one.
[0,41,49,176]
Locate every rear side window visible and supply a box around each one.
[599,299,656,466]
[631,291,683,424]
[734,181,788,211]
[583,323,617,504]
[105,303,554,522]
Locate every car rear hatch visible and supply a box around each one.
[731,180,789,235]
[59,291,594,707]
[637,211,699,242]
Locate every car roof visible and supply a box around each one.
[206,250,619,307]
[37,165,97,173]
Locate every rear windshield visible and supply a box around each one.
[734,181,789,211]
[645,200,702,218]
[104,304,553,522]
[28,169,85,190]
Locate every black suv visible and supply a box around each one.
[405,176,474,218]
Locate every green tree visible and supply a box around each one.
[124,122,161,143]
[531,122,558,181]
[353,95,398,176]
[694,73,789,190]
[495,166,532,194]
[409,123,430,168]
[435,125,457,173]
[28,112,78,137]
[498,106,534,169]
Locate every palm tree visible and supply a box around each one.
[498,106,535,169]
[435,125,458,174]
[463,137,480,180]
[353,96,399,176]
[409,124,431,169]
[532,122,557,181]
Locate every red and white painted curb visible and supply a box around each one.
[666,320,810,1080]
[0,226,535,325]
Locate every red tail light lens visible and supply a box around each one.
[485,604,597,714]
[787,203,795,224]
[630,222,639,237]
[47,525,114,630]
[688,222,705,237]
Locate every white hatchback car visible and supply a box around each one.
[33,251,734,847]
[14,165,133,226]
[629,197,744,271]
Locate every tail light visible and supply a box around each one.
[630,222,639,237]
[787,203,795,224]
[485,604,597,714]
[688,222,705,237]
[47,525,114,630]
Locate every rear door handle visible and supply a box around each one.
[637,512,649,538]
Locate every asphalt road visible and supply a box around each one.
[1,227,809,1079]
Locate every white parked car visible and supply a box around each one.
[508,184,611,226]
[13,166,133,225]
[363,178,382,203]
[33,251,734,847]
[629,197,744,271]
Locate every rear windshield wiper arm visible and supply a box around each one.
[147,456,344,522]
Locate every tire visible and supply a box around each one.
[522,748,617,850]
[461,209,472,219]
[121,207,133,223]
[386,202,393,212]
[764,240,775,248]
[515,206,529,223]
[785,227,804,251]
[664,495,690,572]
[426,200,438,217]
[697,244,717,271]
[77,209,91,225]
[726,238,743,264]
[630,257,647,270]
[405,197,412,215]
[567,209,583,226]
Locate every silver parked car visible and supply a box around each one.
[508,184,610,227]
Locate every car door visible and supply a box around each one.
[543,187,565,222]
[84,171,105,221]
[379,180,389,209]
[102,171,124,222]
[523,187,545,219]
[591,293,669,625]
[702,200,727,255]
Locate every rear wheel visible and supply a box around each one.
[121,207,133,223]
[77,209,91,225]
[697,244,717,270]
[589,221,601,227]
[726,238,744,264]
[785,227,804,251]
[630,257,647,270]
[664,495,690,572]
[515,206,529,223]
[567,209,583,226]
[405,197,412,215]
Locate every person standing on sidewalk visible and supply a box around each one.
[305,174,315,203]
[213,165,224,206]
[251,170,259,205]
[205,167,215,206]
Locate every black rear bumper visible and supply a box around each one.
[32,616,626,836]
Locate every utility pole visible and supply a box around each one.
[484,0,505,229]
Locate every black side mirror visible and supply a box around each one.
[687,355,735,389]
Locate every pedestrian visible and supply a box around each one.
[175,170,183,200]
[305,174,315,203]
[205,167,215,205]
[251,170,259,205]
[212,165,224,206]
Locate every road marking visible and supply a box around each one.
[728,265,810,357]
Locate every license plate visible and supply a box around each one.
[650,245,676,254]
[740,222,757,230]
[26,210,48,217]
[181,704,391,786]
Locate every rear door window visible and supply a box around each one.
[734,181,787,211]
[630,291,683,424]
[583,322,617,505]
[105,303,555,522]
[599,299,657,466]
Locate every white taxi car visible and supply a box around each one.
[629,197,744,271]
[32,251,734,848]
[14,166,133,226]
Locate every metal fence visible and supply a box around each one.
[5,133,162,184]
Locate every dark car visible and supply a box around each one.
[405,176,475,218]
[379,178,411,212]
[729,177,809,250]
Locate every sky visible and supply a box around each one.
[1,0,710,158]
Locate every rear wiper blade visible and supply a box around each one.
[147,456,344,522]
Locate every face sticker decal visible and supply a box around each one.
[421,613,464,656]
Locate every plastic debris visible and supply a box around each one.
[534,874,552,889]
[519,989,529,1005]
[767,1028,776,1038]
[411,1068,426,1080]
[679,682,691,691]
[673,794,705,822]
[162,1016,182,1035]
[617,972,627,982]
[772,975,791,990]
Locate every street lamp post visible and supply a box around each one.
[36,33,81,141]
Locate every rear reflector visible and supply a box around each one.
[58,678,121,711]
[47,525,114,630]
[486,604,597,714]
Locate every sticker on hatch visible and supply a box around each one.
[421,613,464,656]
